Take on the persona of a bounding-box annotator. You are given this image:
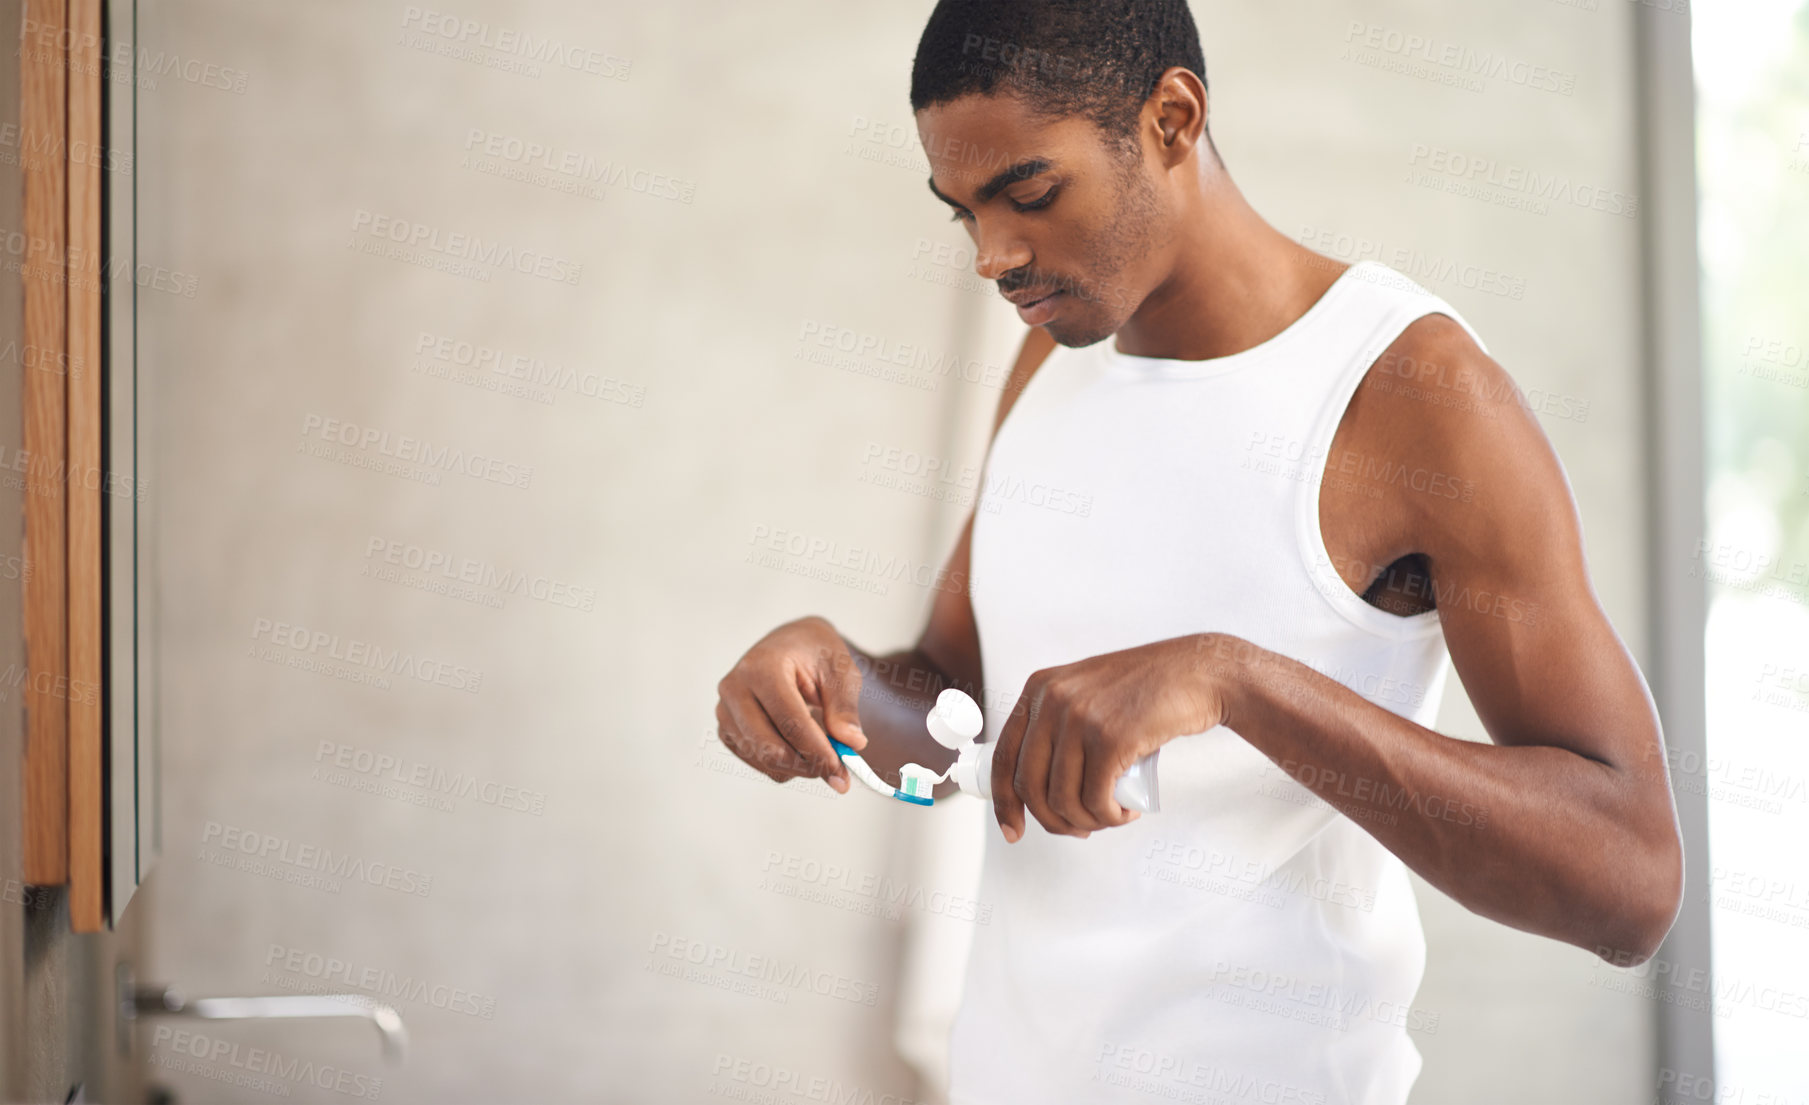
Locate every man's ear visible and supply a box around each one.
[1147,67,1208,168]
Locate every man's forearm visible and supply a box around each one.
[1203,634,1682,963]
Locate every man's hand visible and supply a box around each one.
[714,616,867,793]
[992,634,1229,842]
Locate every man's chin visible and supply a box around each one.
[1044,318,1117,349]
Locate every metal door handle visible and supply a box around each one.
[119,967,408,1062]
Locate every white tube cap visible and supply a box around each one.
[926,688,983,750]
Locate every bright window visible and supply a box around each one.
[1693,0,1809,1091]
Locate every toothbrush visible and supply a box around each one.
[827,689,979,807]
[828,737,935,806]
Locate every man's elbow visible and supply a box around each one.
[1594,826,1686,968]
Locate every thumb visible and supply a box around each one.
[817,644,867,752]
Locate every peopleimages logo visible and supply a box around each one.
[1406,143,1639,218]
[299,413,534,490]
[1298,224,1529,302]
[265,943,498,1019]
[148,1026,381,1100]
[460,131,694,203]
[1095,1042,1329,1105]
[399,6,631,79]
[250,616,484,694]
[0,445,149,501]
[413,331,646,408]
[363,536,597,611]
[20,17,250,94]
[794,320,1013,390]
[200,821,433,897]
[349,209,583,285]
[0,662,99,707]
[315,740,549,815]
[1205,961,1442,1033]
[0,121,134,174]
[1271,758,1490,828]
[1343,23,1577,95]
[746,524,965,596]
[645,931,880,1007]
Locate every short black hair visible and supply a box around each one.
[909,0,1208,154]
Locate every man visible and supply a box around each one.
[714,2,1684,1101]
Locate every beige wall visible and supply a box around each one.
[133,1,1656,1102]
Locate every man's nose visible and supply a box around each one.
[972,227,1031,281]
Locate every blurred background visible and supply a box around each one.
[2,0,1806,1102]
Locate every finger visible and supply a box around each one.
[716,700,806,783]
[1014,685,1080,838]
[718,701,807,782]
[720,685,815,781]
[1079,741,1135,829]
[790,703,852,792]
[991,687,1034,843]
[810,644,868,752]
[747,671,845,782]
[1047,718,1101,834]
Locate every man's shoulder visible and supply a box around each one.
[1359,310,1531,450]
[1351,310,1570,539]
[1369,310,1510,408]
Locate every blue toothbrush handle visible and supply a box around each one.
[828,738,933,806]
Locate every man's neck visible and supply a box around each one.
[1111,180,1341,362]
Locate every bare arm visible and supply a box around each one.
[1229,320,1684,961]
[990,317,1684,963]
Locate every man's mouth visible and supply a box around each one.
[1009,289,1066,324]
[1004,288,1053,307]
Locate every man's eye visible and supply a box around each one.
[1012,189,1057,213]
[949,208,972,223]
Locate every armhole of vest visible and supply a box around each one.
[1293,298,1471,641]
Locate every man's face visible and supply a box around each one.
[917,92,1169,347]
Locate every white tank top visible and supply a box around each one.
[949,261,1489,1105]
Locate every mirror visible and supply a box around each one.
[102,0,156,926]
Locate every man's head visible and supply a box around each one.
[910,0,1213,346]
